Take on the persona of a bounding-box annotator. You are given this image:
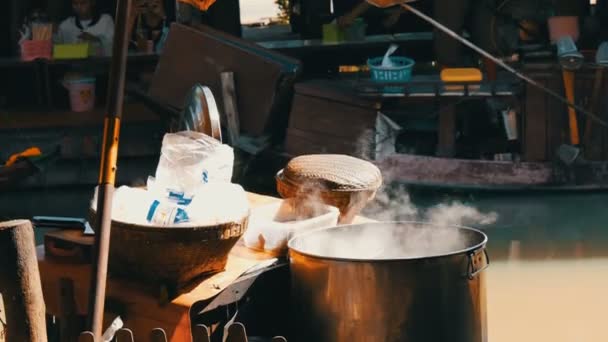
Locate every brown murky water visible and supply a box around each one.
[488,256,608,342]
[466,193,608,342]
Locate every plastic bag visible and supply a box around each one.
[151,131,233,196]
[188,182,250,225]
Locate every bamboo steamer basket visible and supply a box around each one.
[276,154,382,224]
[89,209,248,290]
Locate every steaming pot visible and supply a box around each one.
[287,222,489,342]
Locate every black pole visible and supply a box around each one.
[87,0,132,339]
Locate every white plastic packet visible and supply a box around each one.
[152,131,234,196]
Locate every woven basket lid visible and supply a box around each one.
[282,154,382,191]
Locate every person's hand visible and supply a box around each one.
[383,7,403,29]
[78,32,100,42]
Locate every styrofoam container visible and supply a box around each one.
[243,198,340,256]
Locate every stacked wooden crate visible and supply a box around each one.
[284,79,379,159]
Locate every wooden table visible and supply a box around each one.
[37,192,372,341]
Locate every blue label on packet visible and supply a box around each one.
[146,200,161,222]
[177,197,192,206]
[202,170,209,184]
[146,200,190,224]
[168,190,184,199]
[174,208,189,223]
[167,189,192,206]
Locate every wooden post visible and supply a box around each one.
[436,102,457,157]
[58,278,79,342]
[220,72,241,145]
[0,220,47,342]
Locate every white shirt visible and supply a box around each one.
[56,14,114,56]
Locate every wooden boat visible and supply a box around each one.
[376,153,608,193]
[283,63,608,194]
[0,150,59,191]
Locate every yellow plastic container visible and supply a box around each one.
[322,23,345,43]
[440,68,483,83]
[441,68,482,92]
[53,43,89,59]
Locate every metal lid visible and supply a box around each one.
[282,154,382,191]
[176,84,222,142]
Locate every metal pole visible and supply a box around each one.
[400,3,608,128]
[87,0,132,339]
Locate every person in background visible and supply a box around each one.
[176,0,242,37]
[127,0,167,53]
[432,0,496,68]
[55,0,114,56]
[337,0,496,71]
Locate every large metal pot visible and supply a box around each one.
[287,222,489,342]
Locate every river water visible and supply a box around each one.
[19,188,608,341]
[447,192,608,342]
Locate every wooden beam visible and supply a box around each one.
[221,72,241,145]
[523,79,548,161]
[0,220,47,342]
[436,102,457,157]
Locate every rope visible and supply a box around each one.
[401,2,608,129]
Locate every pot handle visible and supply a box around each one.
[466,249,490,280]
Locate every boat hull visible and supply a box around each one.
[375,153,608,193]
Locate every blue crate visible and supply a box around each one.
[367,56,415,93]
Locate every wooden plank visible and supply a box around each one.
[436,102,456,157]
[288,94,377,139]
[523,78,548,161]
[220,72,241,145]
[284,128,372,158]
[546,73,566,160]
[602,75,608,160]
[148,24,300,136]
[584,68,604,160]
[0,103,160,129]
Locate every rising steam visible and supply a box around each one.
[364,183,498,227]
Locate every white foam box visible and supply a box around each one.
[243,198,340,256]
